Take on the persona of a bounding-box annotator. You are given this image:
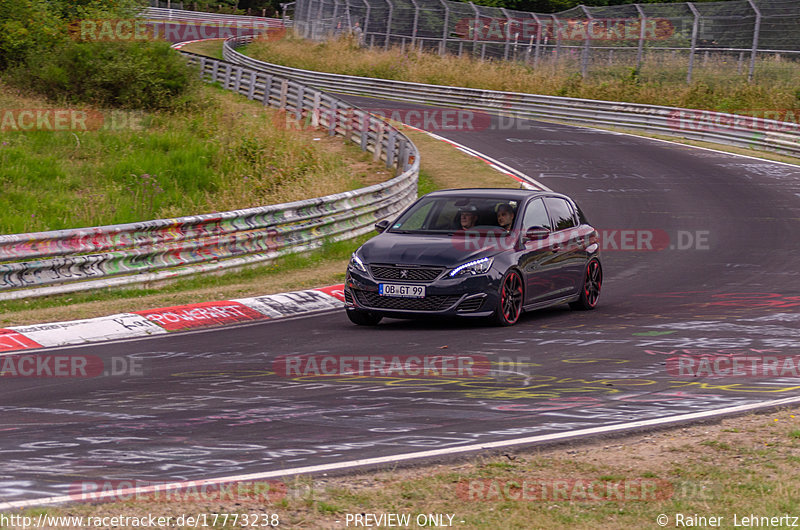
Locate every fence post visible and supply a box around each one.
[316,0,326,39]
[234,67,243,93]
[328,101,338,136]
[373,121,385,161]
[580,5,593,79]
[263,74,273,106]
[531,13,542,68]
[386,129,397,169]
[686,2,699,84]
[634,4,646,73]
[305,0,315,38]
[312,92,321,127]
[362,0,371,39]
[344,0,352,29]
[331,0,340,35]
[500,7,513,61]
[383,0,394,50]
[360,112,369,150]
[296,85,305,120]
[438,0,449,56]
[551,14,562,62]
[470,1,479,56]
[746,0,761,82]
[398,139,408,173]
[409,0,419,47]
[280,78,288,108]
[247,70,256,100]
[224,64,232,89]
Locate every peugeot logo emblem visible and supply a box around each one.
[400,269,409,279]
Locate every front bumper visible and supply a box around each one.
[345,266,503,319]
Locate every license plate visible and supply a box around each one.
[379,283,426,298]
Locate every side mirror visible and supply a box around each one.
[524,227,550,242]
[375,220,390,233]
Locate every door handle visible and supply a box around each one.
[551,244,560,253]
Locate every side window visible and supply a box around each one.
[543,198,577,231]
[522,199,550,231]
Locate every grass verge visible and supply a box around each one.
[178,39,225,60]
[0,78,389,234]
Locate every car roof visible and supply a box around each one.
[424,188,565,201]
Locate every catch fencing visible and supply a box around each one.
[291,0,800,81]
[224,34,800,158]
[0,55,418,300]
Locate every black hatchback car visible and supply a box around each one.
[344,188,601,326]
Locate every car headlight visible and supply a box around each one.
[348,252,368,273]
[449,257,493,277]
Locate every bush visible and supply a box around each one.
[0,0,145,71]
[0,0,65,70]
[13,39,200,110]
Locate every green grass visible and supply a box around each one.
[0,81,386,234]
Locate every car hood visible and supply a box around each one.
[358,232,502,267]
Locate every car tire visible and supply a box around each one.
[492,269,524,326]
[569,259,602,311]
[346,309,383,326]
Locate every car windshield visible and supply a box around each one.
[390,196,520,234]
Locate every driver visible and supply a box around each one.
[458,205,479,230]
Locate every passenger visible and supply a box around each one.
[497,203,515,231]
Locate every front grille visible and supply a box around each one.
[344,289,354,305]
[457,297,485,312]
[354,290,460,311]
[370,265,444,282]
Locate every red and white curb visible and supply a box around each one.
[0,285,345,353]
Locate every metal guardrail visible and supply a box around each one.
[144,7,288,27]
[0,55,419,300]
[223,35,800,159]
